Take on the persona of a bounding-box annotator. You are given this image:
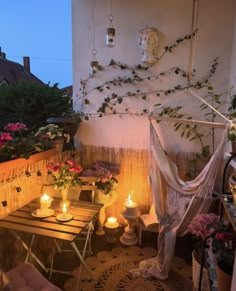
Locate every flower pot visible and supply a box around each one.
[192,250,210,291]
[216,261,232,291]
[231,141,236,153]
[53,139,64,152]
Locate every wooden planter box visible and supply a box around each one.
[0,149,57,180]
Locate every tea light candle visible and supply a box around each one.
[105,217,119,229]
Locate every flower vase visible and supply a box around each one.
[94,188,117,235]
[60,185,71,208]
[216,261,232,291]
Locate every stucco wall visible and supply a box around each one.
[72,0,236,150]
[229,13,236,94]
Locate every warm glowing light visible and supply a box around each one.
[126,191,137,207]
[105,216,119,229]
[40,194,52,210]
[41,193,49,201]
[108,217,117,224]
[62,203,67,215]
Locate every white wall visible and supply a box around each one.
[72,0,236,150]
[229,13,236,94]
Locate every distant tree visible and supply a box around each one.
[0,81,72,132]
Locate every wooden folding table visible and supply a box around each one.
[0,198,103,289]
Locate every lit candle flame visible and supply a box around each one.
[41,193,49,201]
[126,193,135,206]
[106,216,119,228]
[62,203,67,215]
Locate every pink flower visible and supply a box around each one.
[69,165,83,173]
[0,132,13,141]
[66,159,76,166]
[51,164,62,172]
[4,123,28,132]
[215,232,234,241]
[188,213,220,239]
[0,141,6,148]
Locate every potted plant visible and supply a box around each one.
[188,213,221,291]
[46,109,82,149]
[81,161,120,235]
[212,228,236,291]
[227,123,236,152]
[0,122,53,163]
[34,124,70,152]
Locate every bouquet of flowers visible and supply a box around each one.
[188,213,220,239]
[81,161,120,194]
[188,212,235,275]
[188,213,222,263]
[46,159,83,190]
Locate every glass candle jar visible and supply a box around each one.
[106,27,115,47]
[90,60,99,75]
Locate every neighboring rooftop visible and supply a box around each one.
[60,85,72,96]
[0,49,44,85]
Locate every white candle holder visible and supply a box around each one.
[104,217,119,243]
[120,197,140,246]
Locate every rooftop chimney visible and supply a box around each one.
[23,56,30,73]
[0,47,6,59]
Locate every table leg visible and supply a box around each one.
[11,231,48,273]
[70,241,96,290]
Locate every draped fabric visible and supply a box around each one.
[131,120,227,280]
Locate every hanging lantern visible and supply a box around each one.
[90,49,99,75]
[90,0,99,75]
[90,60,99,75]
[106,0,115,48]
[106,27,115,48]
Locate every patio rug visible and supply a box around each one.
[64,246,192,291]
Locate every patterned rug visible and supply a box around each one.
[64,246,192,291]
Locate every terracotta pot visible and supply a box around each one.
[231,141,236,153]
[216,261,232,291]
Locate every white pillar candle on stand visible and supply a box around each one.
[120,191,140,246]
